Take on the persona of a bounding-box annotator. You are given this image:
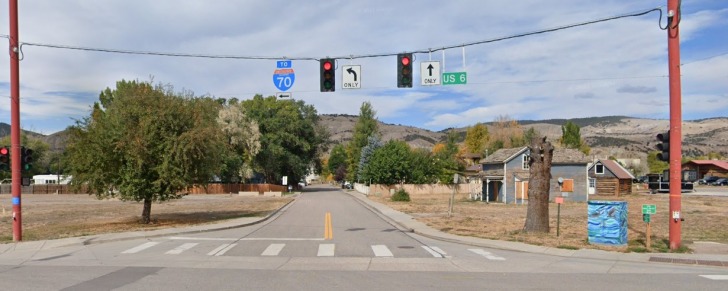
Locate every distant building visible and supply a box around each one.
[32,174,71,185]
[681,160,728,179]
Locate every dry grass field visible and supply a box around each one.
[368,188,728,253]
[0,194,292,243]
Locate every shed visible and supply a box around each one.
[587,160,635,196]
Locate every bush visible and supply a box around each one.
[391,189,411,202]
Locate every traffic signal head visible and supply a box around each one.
[397,53,413,88]
[320,58,335,92]
[21,146,33,171]
[655,131,669,162]
[0,146,8,171]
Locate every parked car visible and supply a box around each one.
[699,176,720,185]
[711,178,728,186]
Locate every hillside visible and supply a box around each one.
[3,115,727,160]
[318,115,728,159]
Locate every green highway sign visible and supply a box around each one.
[442,72,466,85]
[642,204,656,214]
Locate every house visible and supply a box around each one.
[681,160,728,179]
[587,160,635,196]
[474,146,590,203]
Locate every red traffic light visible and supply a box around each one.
[400,56,410,66]
[0,147,8,155]
[323,61,332,71]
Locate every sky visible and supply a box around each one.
[0,0,726,135]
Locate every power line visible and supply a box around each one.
[0,6,665,62]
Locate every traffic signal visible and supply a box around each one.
[20,146,33,171]
[655,131,669,162]
[397,53,413,88]
[320,58,335,92]
[0,146,8,171]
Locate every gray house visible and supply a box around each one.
[474,146,590,203]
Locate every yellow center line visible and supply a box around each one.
[324,212,333,240]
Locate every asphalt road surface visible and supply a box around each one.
[1,185,727,290]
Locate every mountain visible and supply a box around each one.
[318,115,728,158]
[3,115,727,159]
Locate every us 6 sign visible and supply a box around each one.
[442,72,467,85]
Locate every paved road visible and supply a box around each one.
[1,185,727,290]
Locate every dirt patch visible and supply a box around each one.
[368,189,728,253]
[0,194,292,243]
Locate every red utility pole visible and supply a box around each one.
[9,0,22,241]
[666,0,682,250]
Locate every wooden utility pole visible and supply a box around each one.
[666,0,683,250]
[523,137,554,233]
[9,0,22,241]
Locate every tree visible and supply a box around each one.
[464,123,489,154]
[363,140,411,185]
[487,115,524,153]
[328,144,348,182]
[561,121,591,155]
[647,151,669,174]
[242,95,327,185]
[523,136,554,233]
[434,130,463,184]
[347,102,379,182]
[216,104,261,182]
[357,136,383,182]
[65,80,227,224]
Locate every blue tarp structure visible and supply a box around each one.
[588,200,628,246]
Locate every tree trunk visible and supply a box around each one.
[141,198,152,224]
[523,136,554,233]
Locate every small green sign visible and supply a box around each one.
[442,72,467,85]
[642,204,656,214]
[643,214,651,223]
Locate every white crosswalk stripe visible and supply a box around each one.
[121,242,159,254]
[165,243,198,255]
[118,242,506,260]
[261,243,286,256]
[207,243,237,256]
[468,249,506,260]
[700,275,728,280]
[421,246,444,258]
[371,245,393,257]
[318,244,335,257]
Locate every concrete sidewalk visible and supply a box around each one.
[345,190,728,268]
[2,189,727,268]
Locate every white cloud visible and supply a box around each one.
[0,0,725,133]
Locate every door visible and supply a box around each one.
[588,178,596,195]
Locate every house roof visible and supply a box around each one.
[479,147,527,164]
[593,159,635,180]
[461,153,482,159]
[552,148,590,164]
[683,160,728,171]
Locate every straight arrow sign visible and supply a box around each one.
[421,61,441,86]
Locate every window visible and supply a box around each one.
[595,164,604,174]
[589,178,596,188]
[561,179,574,192]
[522,155,530,169]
